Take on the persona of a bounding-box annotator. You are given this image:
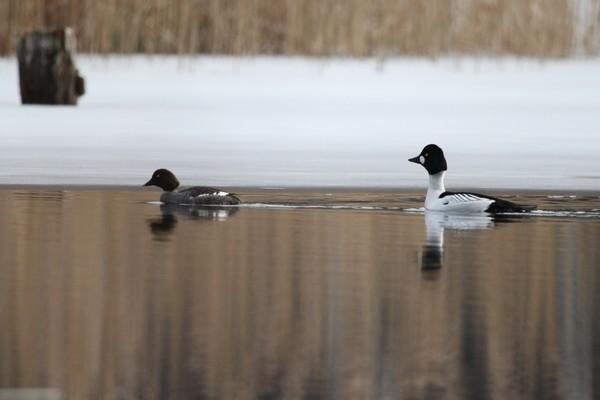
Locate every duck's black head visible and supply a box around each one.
[408,144,447,175]
[144,169,180,192]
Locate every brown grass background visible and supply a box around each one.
[1,0,599,57]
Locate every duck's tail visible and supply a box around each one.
[488,198,536,214]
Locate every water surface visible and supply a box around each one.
[1,187,599,400]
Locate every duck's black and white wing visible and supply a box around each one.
[440,191,534,213]
[179,186,241,205]
[436,191,494,212]
[439,192,487,204]
[179,186,229,197]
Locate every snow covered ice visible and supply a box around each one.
[1,56,599,190]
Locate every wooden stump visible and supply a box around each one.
[17,28,85,105]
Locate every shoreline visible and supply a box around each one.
[0,184,597,195]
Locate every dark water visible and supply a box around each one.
[1,187,600,400]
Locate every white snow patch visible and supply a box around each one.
[547,195,578,199]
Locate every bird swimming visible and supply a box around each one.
[143,169,240,205]
[408,144,535,213]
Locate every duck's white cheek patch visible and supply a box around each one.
[419,155,425,164]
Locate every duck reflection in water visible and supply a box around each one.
[148,204,239,240]
[420,212,495,272]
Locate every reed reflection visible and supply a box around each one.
[1,189,599,400]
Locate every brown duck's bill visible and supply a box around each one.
[143,179,154,186]
[408,156,421,164]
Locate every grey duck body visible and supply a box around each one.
[160,186,240,205]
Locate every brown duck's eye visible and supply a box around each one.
[156,174,160,178]
[424,153,428,157]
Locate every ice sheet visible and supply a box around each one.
[1,56,599,190]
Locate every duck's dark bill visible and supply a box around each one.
[408,156,421,164]
[143,179,154,186]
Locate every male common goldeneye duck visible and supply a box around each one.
[408,144,535,213]
[143,168,241,205]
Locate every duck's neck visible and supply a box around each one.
[425,172,446,206]
[163,182,179,192]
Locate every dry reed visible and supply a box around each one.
[0,0,598,57]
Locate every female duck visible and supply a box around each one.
[144,169,240,205]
